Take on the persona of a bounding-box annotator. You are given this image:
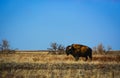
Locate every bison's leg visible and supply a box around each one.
[85,56,88,61]
[89,55,92,61]
[74,56,79,61]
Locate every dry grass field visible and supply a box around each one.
[0,51,120,78]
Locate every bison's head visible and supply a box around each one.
[65,45,72,56]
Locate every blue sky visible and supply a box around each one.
[0,0,120,50]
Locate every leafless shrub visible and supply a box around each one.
[57,44,65,54]
[97,43,105,54]
[47,42,65,54]
[94,43,113,55]
[92,46,97,54]
[0,39,10,53]
[0,39,15,54]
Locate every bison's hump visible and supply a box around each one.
[72,44,88,53]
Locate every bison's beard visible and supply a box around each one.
[66,52,70,56]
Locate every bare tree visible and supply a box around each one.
[0,39,15,53]
[47,42,58,54]
[92,46,97,54]
[2,40,9,49]
[1,39,10,53]
[48,42,65,54]
[57,44,65,54]
[97,43,105,54]
[50,42,58,52]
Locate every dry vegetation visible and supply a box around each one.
[0,51,120,78]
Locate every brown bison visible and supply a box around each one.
[66,44,92,61]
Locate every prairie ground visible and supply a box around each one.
[0,51,120,78]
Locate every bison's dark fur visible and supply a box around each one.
[66,44,92,61]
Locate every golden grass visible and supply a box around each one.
[0,52,120,78]
[0,52,119,64]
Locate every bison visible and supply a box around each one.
[66,44,92,61]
